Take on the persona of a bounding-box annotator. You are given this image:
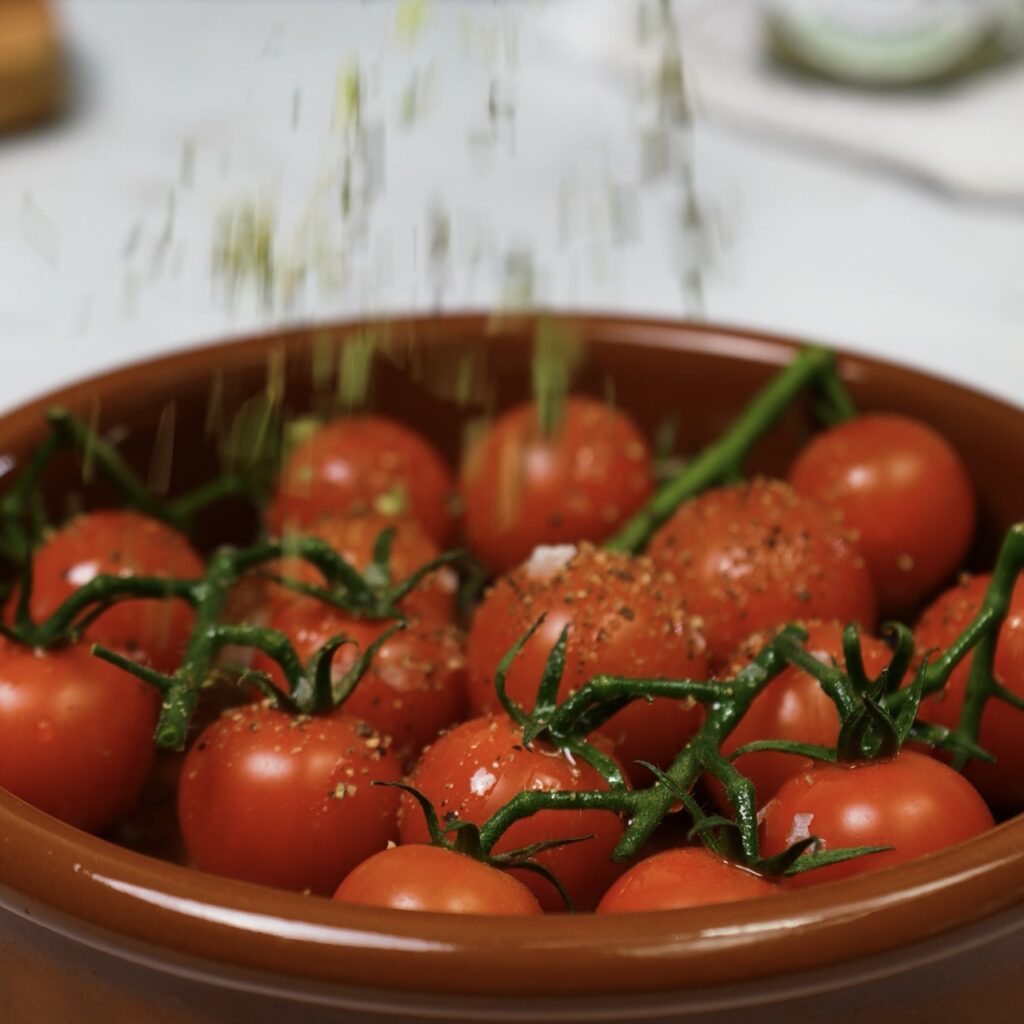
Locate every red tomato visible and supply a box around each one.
[399,714,626,912]
[460,396,655,574]
[789,414,975,615]
[262,509,456,624]
[23,510,204,673]
[596,846,777,912]
[178,704,401,895]
[256,601,467,766]
[759,750,993,888]
[0,640,159,833]
[712,621,894,809]
[268,416,457,547]
[466,544,708,781]
[646,479,877,665]
[915,573,1024,814]
[334,843,543,915]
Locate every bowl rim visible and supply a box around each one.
[1,313,1023,1001]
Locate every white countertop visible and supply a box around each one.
[1,0,1021,411]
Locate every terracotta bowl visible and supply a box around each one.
[1,316,1023,1024]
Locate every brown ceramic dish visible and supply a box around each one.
[1,316,1023,1024]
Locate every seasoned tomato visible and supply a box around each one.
[460,396,654,574]
[915,573,1024,814]
[23,510,203,672]
[178,704,401,895]
[255,601,467,766]
[711,621,894,810]
[466,544,708,781]
[789,414,975,615]
[0,640,159,833]
[267,416,457,547]
[759,750,993,888]
[334,843,543,915]
[596,846,777,912]
[646,479,877,665]
[399,714,626,911]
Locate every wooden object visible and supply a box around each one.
[0,0,62,133]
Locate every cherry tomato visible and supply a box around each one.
[268,416,457,547]
[459,396,655,574]
[399,714,625,912]
[0,640,159,833]
[466,544,708,781]
[262,509,456,625]
[334,843,543,915]
[596,846,777,912]
[759,750,993,888]
[256,601,467,766]
[789,414,976,615]
[23,510,204,673]
[178,703,401,895]
[711,621,894,809]
[646,479,877,664]
[915,573,1024,814]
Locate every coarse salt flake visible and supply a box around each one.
[524,544,578,581]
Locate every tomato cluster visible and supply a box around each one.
[0,354,1018,919]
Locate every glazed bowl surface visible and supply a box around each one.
[1,315,1023,1024]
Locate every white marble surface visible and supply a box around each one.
[0,0,1022,412]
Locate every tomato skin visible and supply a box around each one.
[915,573,1024,814]
[646,479,877,665]
[263,510,456,624]
[24,510,204,673]
[789,414,976,615]
[712,621,894,809]
[460,397,655,574]
[268,416,457,547]
[466,544,708,781]
[759,750,994,888]
[399,714,626,912]
[178,704,401,895]
[256,601,468,766]
[596,847,777,913]
[0,641,159,833]
[333,843,544,915]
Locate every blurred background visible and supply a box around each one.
[2,0,1023,410]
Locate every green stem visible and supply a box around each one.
[478,790,638,853]
[153,552,237,748]
[167,473,257,522]
[385,550,463,609]
[701,745,759,861]
[610,640,788,861]
[947,524,1024,769]
[47,408,177,526]
[149,543,317,745]
[773,631,861,721]
[16,574,200,648]
[814,362,858,425]
[605,346,839,553]
[476,626,803,861]
[25,409,262,541]
[919,606,1000,697]
[90,644,175,694]
[209,623,307,708]
[100,536,412,748]
[0,430,61,561]
[238,538,373,604]
[546,675,725,738]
